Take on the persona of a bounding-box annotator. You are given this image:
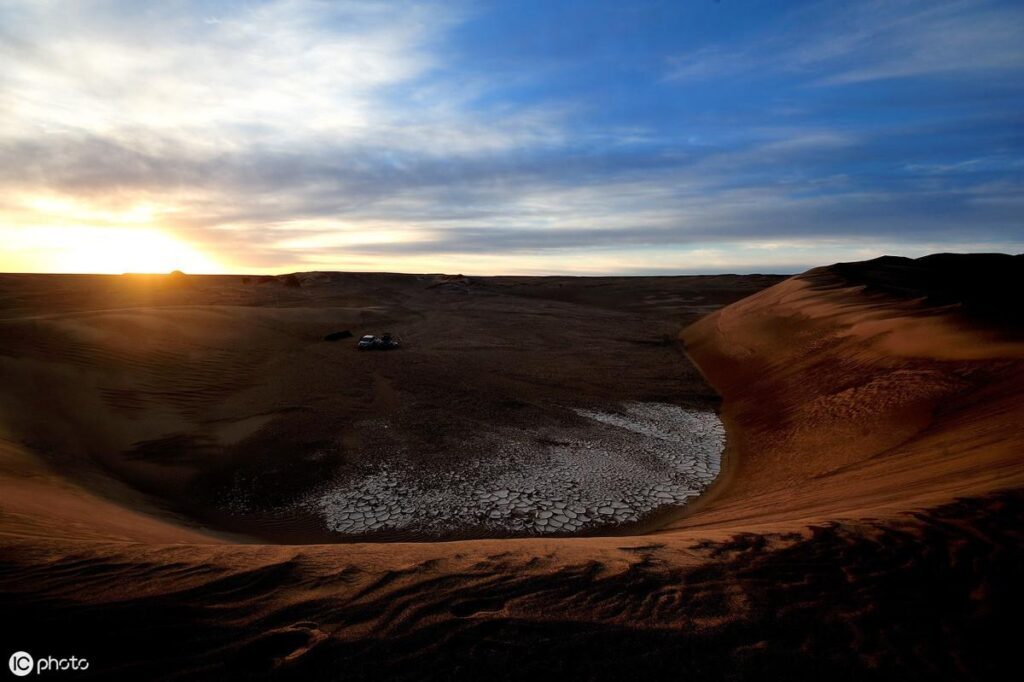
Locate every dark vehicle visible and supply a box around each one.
[357,333,400,350]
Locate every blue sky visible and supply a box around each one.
[1,0,1022,274]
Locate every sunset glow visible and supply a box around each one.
[0,193,222,274]
[0,226,221,275]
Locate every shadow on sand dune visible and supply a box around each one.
[4,493,1021,680]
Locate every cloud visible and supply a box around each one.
[665,0,1024,85]
[0,1,434,139]
[0,0,569,153]
[0,0,1022,275]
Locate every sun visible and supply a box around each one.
[45,227,222,275]
[1,225,223,275]
[2,195,224,274]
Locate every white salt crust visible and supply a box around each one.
[306,402,724,536]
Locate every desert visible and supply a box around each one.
[2,254,1022,680]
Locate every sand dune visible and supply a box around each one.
[673,257,1024,534]
[1,258,1021,680]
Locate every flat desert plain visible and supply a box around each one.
[1,254,1022,680]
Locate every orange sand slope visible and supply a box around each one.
[673,259,1024,535]
[1,256,1022,681]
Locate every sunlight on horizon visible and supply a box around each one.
[0,225,223,275]
[1,193,224,275]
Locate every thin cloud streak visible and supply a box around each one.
[664,0,1024,85]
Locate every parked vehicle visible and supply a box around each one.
[357,333,400,350]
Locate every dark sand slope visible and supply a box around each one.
[1,257,1022,681]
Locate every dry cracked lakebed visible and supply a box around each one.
[291,402,725,537]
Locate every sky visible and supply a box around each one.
[1,0,1022,275]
